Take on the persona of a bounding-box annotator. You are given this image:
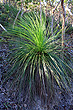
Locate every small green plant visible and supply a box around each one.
[3,12,72,101]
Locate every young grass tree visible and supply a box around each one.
[3,11,72,102]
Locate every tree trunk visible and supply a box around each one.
[61,0,65,47]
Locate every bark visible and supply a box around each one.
[61,0,65,47]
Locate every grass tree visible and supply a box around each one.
[3,11,72,102]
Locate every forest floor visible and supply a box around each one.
[0,33,73,110]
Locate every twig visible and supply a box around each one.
[51,1,60,36]
[0,24,7,32]
[13,8,22,28]
[65,0,73,16]
[53,1,61,14]
[65,6,73,16]
[49,0,55,8]
[21,10,30,16]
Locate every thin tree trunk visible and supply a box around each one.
[13,9,22,28]
[51,12,54,35]
[13,0,15,3]
[6,0,7,4]
[21,0,24,16]
[40,0,42,24]
[51,0,60,35]
[53,0,60,14]
[14,0,17,7]
[3,0,5,4]
[59,11,61,24]
[49,0,54,7]
[66,1,73,16]
[61,0,65,47]
[9,0,11,6]
[21,0,23,9]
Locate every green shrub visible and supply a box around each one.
[3,12,72,101]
